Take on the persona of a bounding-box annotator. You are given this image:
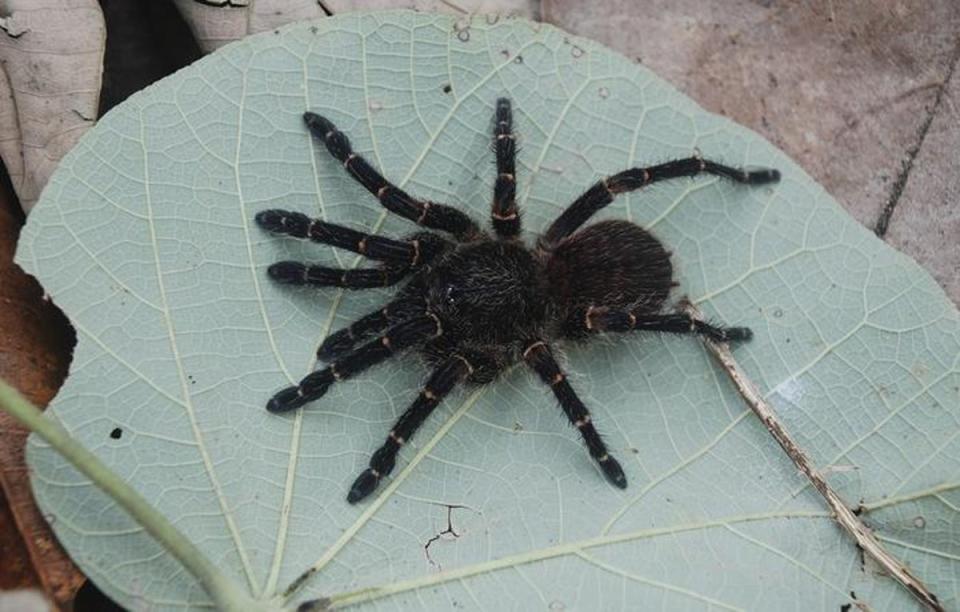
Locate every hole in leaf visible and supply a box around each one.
[74,578,124,611]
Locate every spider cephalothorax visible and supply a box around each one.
[256,98,780,503]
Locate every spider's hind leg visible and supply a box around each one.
[541,157,780,248]
[567,307,753,344]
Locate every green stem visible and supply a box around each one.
[0,379,281,612]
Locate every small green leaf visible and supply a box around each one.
[18,11,959,611]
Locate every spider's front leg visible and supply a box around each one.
[257,211,452,290]
[266,313,443,413]
[491,97,521,238]
[316,295,426,361]
[565,307,753,343]
[303,112,481,240]
[256,209,434,266]
[347,354,474,503]
[522,340,627,489]
[265,262,410,289]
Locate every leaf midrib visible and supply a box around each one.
[138,105,260,595]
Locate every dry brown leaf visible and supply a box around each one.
[0,0,105,213]
[172,0,537,54]
[0,486,41,592]
[171,0,327,53]
[0,177,79,608]
[324,0,537,17]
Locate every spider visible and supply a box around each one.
[256,98,780,504]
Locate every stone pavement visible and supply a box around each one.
[543,0,960,306]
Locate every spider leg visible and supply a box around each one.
[347,355,473,503]
[567,307,752,343]
[317,296,426,361]
[266,313,443,413]
[303,112,482,241]
[266,261,409,289]
[256,209,448,267]
[491,98,521,238]
[522,340,627,489]
[540,157,780,248]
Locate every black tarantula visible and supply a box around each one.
[256,98,780,503]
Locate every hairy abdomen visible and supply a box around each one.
[546,220,673,315]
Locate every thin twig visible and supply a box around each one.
[0,379,280,612]
[685,303,943,611]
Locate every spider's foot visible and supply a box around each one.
[267,261,307,284]
[720,326,753,343]
[303,112,337,139]
[741,167,780,185]
[597,454,627,489]
[317,329,355,361]
[266,387,310,413]
[255,209,310,236]
[267,370,334,413]
[347,468,381,504]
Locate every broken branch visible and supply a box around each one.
[686,303,943,611]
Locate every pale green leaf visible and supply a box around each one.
[17,11,960,611]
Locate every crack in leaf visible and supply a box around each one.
[423,503,465,570]
[325,511,831,609]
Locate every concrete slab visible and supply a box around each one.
[885,60,960,303]
[543,0,960,305]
